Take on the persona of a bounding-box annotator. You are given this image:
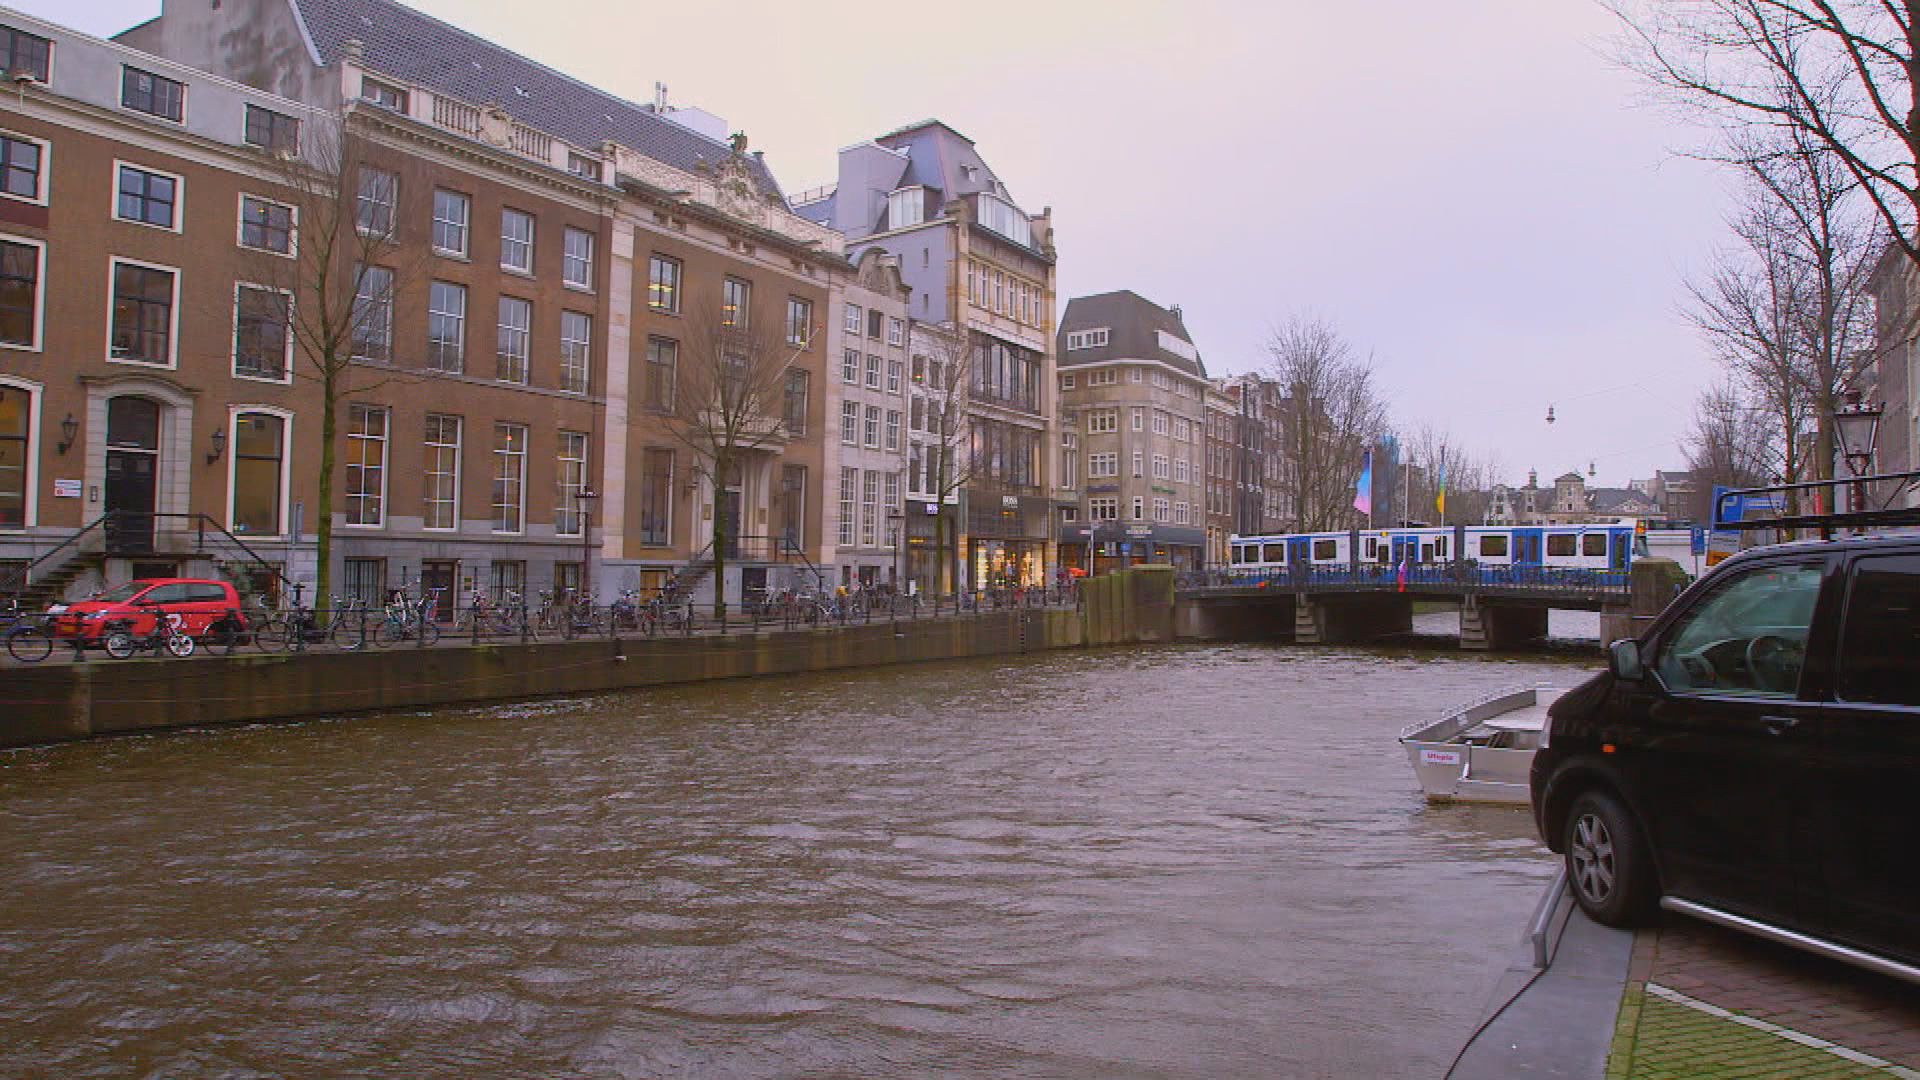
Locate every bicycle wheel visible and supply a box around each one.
[205,619,242,655]
[104,631,137,660]
[417,619,441,647]
[372,619,399,648]
[165,633,194,658]
[6,625,52,663]
[330,615,368,651]
[253,617,289,652]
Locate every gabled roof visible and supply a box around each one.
[874,121,1003,209]
[1057,290,1206,379]
[1555,471,1586,484]
[290,0,782,194]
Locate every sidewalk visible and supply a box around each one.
[1453,880,1920,1079]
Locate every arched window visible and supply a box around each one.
[0,382,28,528]
[230,410,286,535]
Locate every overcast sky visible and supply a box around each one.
[33,0,1735,488]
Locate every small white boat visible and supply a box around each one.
[1399,686,1566,805]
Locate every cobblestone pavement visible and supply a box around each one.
[1608,917,1920,1078]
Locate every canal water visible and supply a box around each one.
[0,644,1591,1078]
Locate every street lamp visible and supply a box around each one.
[1834,390,1883,523]
[576,487,599,605]
[886,509,905,592]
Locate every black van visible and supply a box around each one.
[1530,534,1920,983]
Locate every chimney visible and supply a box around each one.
[654,81,668,110]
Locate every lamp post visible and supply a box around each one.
[886,509,905,592]
[576,487,599,606]
[1834,390,1883,524]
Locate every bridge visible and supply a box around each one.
[1174,562,1676,650]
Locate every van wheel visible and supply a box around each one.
[1564,790,1657,927]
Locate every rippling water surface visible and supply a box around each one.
[0,644,1588,1078]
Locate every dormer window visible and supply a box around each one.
[976,192,1031,246]
[122,67,184,123]
[886,186,924,230]
[360,78,407,112]
[0,26,50,83]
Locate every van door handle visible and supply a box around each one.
[1760,715,1800,735]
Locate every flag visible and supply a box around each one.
[1435,463,1447,520]
[1354,450,1373,515]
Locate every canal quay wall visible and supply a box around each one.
[0,569,1178,749]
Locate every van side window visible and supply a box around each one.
[1837,555,1920,706]
[1655,563,1822,697]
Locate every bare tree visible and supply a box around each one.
[1609,0,1920,268]
[1684,380,1782,518]
[910,322,974,593]
[237,107,422,606]
[1265,317,1389,532]
[658,300,809,617]
[1404,423,1490,526]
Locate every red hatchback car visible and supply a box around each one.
[51,578,246,643]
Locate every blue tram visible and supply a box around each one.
[1226,522,1638,577]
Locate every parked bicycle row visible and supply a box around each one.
[2,579,1082,664]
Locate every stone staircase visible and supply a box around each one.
[6,553,103,612]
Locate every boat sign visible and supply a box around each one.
[1420,748,1464,767]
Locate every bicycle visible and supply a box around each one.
[101,610,193,660]
[372,588,442,647]
[4,601,56,663]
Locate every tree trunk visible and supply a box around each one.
[315,365,337,612]
[709,453,727,620]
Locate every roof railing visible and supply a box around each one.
[1712,470,1920,535]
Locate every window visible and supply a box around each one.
[351,265,393,362]
[884,471,900,513]
[838,468,856,546]
[360,78,407,111]
[861,471,879,546]
[786,296,812,346]
[243,104,299,152]
[1173,418,1191,443]
[426,281,466,372]
[1656,562,1821,696]
[496,295,530,383]
[645,336,676,410]
[492,423,527,532]
[121,67,184,122]
[239,195,294,255]
[886,185,923,229]
[356,167,396,237]
[1547,534,1576,558]
[115,164,179,229]
[722,277,750,328]
[423,414,460,530]
[866,353,882,389]
[1131,407,1144,432]
[0,133,44,202]
[109,260,176,366]
[560,310,591,394]
[1089,496,1118,521]
[885,409,901,451]
[1583,533,1608,558]
[864,405,881,448]
[231,411,285,534]
[639,448,673,546]
[489,561,525,604]
[500,208,534,273]
[1480,535,1508,558]
[1174,458,1189,484]
[844,303,862,335]
[1837,555,1920,705]
[0,26,51,83]
[233,285,291,380]
[431,189,470,256]
[345,404,387,526]
[887,359,903,394]
[648,255,681,313]
[780,465,806,545]
[1086,409,1118,434]
[1132,495,1145,520]
[555,430,588,536]
[1153,454,1169,480]
[566,152,601,181]
[887,317,904,346]
[1131,451,1143,478]
[1060,373,1076,391]
[1313,539,1338,560]
[784,369,808,435]
[840,401,859,445]
[343,558,385,608]
[841,348,859,384]
[1175,502,1191,526]
[0,236,41,349]
[868,308,883,339]
[562,227,594,289]
[0,383,27,528]
[1088,452,1117,478]
[1131,368,1145,384]
[1152,411,1170,436]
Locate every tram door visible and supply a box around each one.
[1286,537,1311,572]
[1391,535,1420,565]
[1609,531,1630,572]
[1512,528,1544,565]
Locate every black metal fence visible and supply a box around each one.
[1178,562,1631,600]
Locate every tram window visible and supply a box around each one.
[1312,539,1337,560]
[1364,538,1377,559]
[1480,535,1508,558]
[1436,536,1448,559]
[1547,534,1576,557]
[1263,543,1286,562]
[1583,533,1607,557]
[1232,546,1246,565]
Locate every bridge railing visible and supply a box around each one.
[1179,562,1630,597]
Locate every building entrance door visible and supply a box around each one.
[422,560,458,621]
[104,396,161,553]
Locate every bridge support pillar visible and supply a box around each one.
[1295,594,1411,645]
[1175,593,1295,641]
[1600,557,1690,644]
[1460,597,1549,651]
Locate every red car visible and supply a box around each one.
[51,578,247,643]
